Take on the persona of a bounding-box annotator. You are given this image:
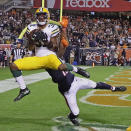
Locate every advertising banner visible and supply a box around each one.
[33,0,41,8]
[80,48,104,65]
[36,0,131,12]
[61,0,131,12]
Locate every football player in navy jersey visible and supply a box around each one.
[46,68,126,126]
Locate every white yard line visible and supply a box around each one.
[52,116,127,131]
[0,72,51,93]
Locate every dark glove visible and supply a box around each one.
[32,31,48,42]
[76,67,90,78]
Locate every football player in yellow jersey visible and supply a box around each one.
[10,7,90,102]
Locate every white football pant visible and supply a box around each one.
[64,77,96,116]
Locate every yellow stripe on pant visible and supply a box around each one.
[14,54,62,70]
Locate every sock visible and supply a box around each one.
[16,76,26,90]
[95,82,112,90]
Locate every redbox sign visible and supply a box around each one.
[65,0,110,8]
[34,0,131,12]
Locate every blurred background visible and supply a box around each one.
[0,0,130,68]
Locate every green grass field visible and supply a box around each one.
[0,66,130,131]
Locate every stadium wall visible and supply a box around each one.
[79,48,131,66]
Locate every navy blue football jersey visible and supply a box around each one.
[46,69,74,93]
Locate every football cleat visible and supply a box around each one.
[112,86,127,92]
[14,87,30,102]
[68,113,80,126]
[77,67,90,78]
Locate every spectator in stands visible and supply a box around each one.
[110,43,116,50]
[81,54,86,65]
[121,49,127,66]
[0,8,130,48]
[3,48,8,68]
[4,48,11,66]
[110,49,119,66]
[63,45,72,63]
[103,49,110,66]
[0,47,6,68]
[74,44,80,65]
[70,49,75,64]
[127,34,131,46]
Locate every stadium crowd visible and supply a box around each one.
[0,8,131,67]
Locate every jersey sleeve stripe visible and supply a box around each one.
[51,28,60,35]
[51,30,60,37]
[52,27,59,33]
